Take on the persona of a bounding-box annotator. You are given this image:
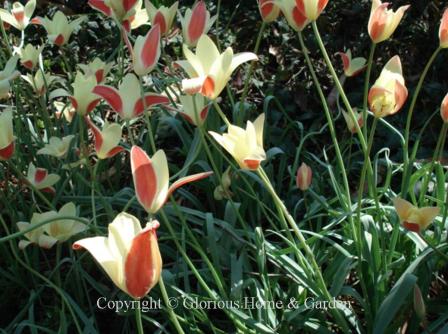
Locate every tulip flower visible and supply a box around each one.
[145,0,178,36]
[368,0,410,44]
[53,101,76,123]
[70,72,101,115]
[0,108,15,161]
[177,35,258,100]
[179,1,217,47]
[337,50,367,77]
[22,71,57,96]
[0,56,21,100]
[258,0,281,23]
[88,0,148,31]
[294,0,329,21]
[393,198,439,233]
[18,202,86,250]
[85,117,124,159]
[0,0,36,31]
[296,162,312,191]
[78,58,113,83]
[15,44,44,70]
[33,11,85,46]
[441,93,448,123]
[26,163,60,193]
[368,55,408,118]
[37,135,75,158]
[209,113,266,170]
[440,9,448,49]
[178,94,210,127]
[273,0,309,31]
[131,146,213,213]
[342,108,363,134]
[73,212,162,299]
[93,73,169,120]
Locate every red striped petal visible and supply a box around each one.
[141,25,161,70]
[93,85,123,115]
[403,221,420,233]
[318,0,329,13]
[131,146,158,212]
[200,76,215,99]
[154,12,167,34]
[243,159,261,170]
[87,99,101,114]
[0,141,14,160]
[54,34,65,46]
[123,0,138,12]
[34,168,48,184]
[106,146,125,158]
[85,116,103,154]
[260,0,274,19]
[188,1,207,44]
[95,69,105,83]
[369,4,389,42]
[167,171,213,199]
[394,79,408,113]
[69,97,78,110]
[200,105,209,121]
[337,52,350,71]
[292,6,307,28]
[88,0,112,16]
[133,94,169,117]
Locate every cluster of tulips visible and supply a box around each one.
[1,0,448,332]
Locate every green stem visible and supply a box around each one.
[212,100,231,127]
[91,160,100,227]
[139,76,157,153]
[158,276,185,334]
[0,17,13,56]
[126,119,135,145]
[135,301,144,334]
[363,43,377,140]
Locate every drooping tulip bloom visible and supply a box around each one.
[131,146,213,214]
[441,93,448,123]
[85,117,124,160]
[179,1,217,47]
[26,163,60,193]
[178,94,210,127]
[78,58,113,83]
[176,35,258,100]
[88,0,148,31]
[0,0,36,31]
[440,9,448,48]
[145,0,178,36]
[37,135,75,158]
[296,162,312,191]
[368,55,408,118]
[368,0,410,44]
[209,113,266,170]
[15,44,44,70]
[0,56,21,100]
[342,108,363,134]
[17,202,87,250]
[22,71,57,96]
[70,72,101,115]
[0,108,15,161]
[337,50,367,77]
[93,73,169,120]
[32,11,85,46]
[258,0,281,23]
[294,0,329,21]
[275,0,309,31]
[393,198,439,233]
[73,212,162,299]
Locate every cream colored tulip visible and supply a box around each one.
[275,0,309,31]
[0,0,36,31]
[295,0,329,21]
[85,117,124,160]
[34,11,85,46]
[0,56,20,100]
[37,135,75,158]
[393,198,439,233]
[70,72,101,115]
[0,108,15,161]
[368,0,409,44]
[145,0,178,36]
[26,163,60,193]
[15,44,44,70]
[78,58,113,83]
[22,71,57,96]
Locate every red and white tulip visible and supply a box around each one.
[179,1,217,47]
[258,0,281,23]
[15,44,44,70]
[178,94,210,127]
[296,162,312,191]
[78,58,113,83]
[26,163,60,194]
[145,0,178,36]
[0,0,36,31]
[0,108,15,161]
[440,8,448,49]
[85,117,124,160]
[368,0,410,44]
[295,0,329,21]
[337,50,367,77]
[70,72,101,115]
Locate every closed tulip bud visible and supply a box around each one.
[258,0,281,23]
[413,285,426,322]
[275,0,309,31]
[26,163,60,194]
[440,9,448,49]
[85,117,124,160]
[78,58,113,83]
[0,108,15,161]
[368,55,408,118]
[32,11,85,46]
[295,0,329,21]
[0,56,21,100]
[178,94,210,127]
[342,108,363,134]
[131,146,212,214]
[0,0,36,31]
[179,1,217,47]
[209,113,266,170]
[441,93,448,123]
[145,0,178,36]
[37,135,75,158]
[296,162,312,191]
[177,35,258,100]
[368,0,409,44]
[393,197,439,233]
[74,213,162,299]
[337,50,367,77]
[15,44,44,70]
[70,72,101,115]
[22,71,57,96]
[93,73,169,120]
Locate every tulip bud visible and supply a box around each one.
[15,44,44,70]
[0,108,15,161]
[296,162,312,191]
[145,0,178,36]
[295,0,329,21]
[258,0,281,23]
[37,135,75,158]
[440,9,448,49]
[368,0,409,44]
[441,93,448,123]
[129,24,161,76]
[413,285,426,322]
[393,197,439,233]
[179,1,217,47]
[337,50,367,77]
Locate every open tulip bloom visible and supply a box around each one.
[0,0,36,31]
[15,44,44,70]
[440,9,448,48]
[368,55,408,118]
[26,163,60,193]
[145,0,178,36]
[294,0,329,21]
[0,56,21,100]
[37,135,75,158]
[70,72,101,115]
[78,58,113,84]
[177,35,258,100]
[275,0,309,32]
[22,71,57,96]
[258,0,281,23]
[0,108,15,160]
[85,117,124,160]
[131,146,213,214]
[209,113,266,170]
[393,198,440,234]
[93,73,169,121]
[33,11,85,46]
[368,0,410,44]
[179,1,217,47]
[337,50,367,77]
[73,212,162,299]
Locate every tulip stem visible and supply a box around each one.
[212,101,231,127]
[126,119,135,145]
[158,276,185,334]
[363,43,376,140]
[0,17,13,56]
[134,301,144,334]
[401,47,441,197]
[139,75,157,153]
[90,160,100,227]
